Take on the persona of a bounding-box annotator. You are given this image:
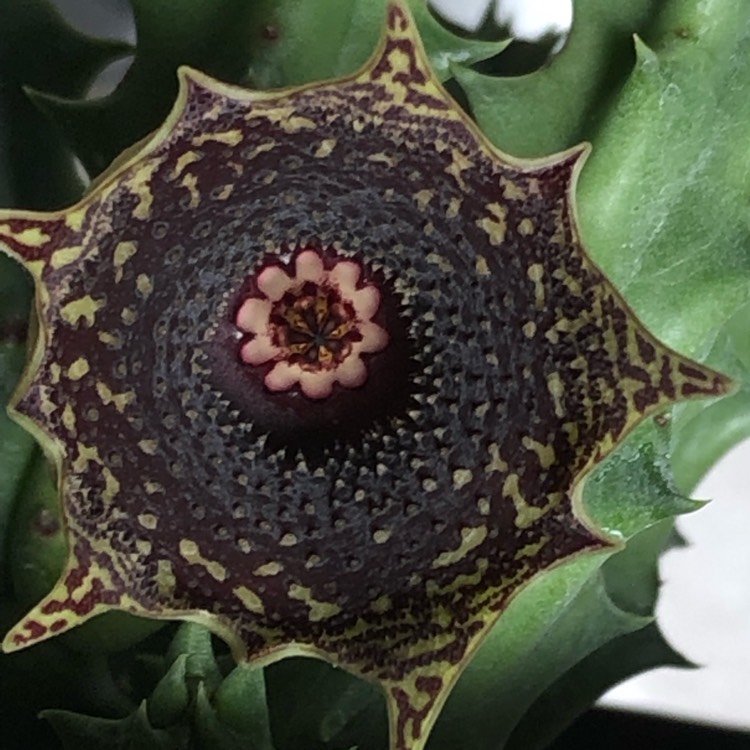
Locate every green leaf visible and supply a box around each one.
[506,624,688,750]
[6,449,66,605]
[577,3,750,359]
[0,257,32,325]
[600,519,677,617]
[44,701,177,750]
[0,0,128,208]
[430,554,646,750]
[213,665,274,749]
[194,680,272,750]
[583,420,701,540]
[405,2,509,83]
[0,343,35,591]
[246,0,507,89]
[166,622,223,697]
[0,0,129,98]
[244,0,387,90]
[33,0,276,178]
[38,628,275,750]
[148,655,190,729]
[671,301,750,491]
[266,658,385,750]
[453,0,663,157]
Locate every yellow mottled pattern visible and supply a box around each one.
[60,296,105,327]
[288,583,341,622]
[0,5,733,750]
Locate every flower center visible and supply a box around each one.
[272,281,360,369]
[235,248,389,399]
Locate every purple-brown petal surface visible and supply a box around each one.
[0,4,731,749]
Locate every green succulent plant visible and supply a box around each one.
[0,1,748,750]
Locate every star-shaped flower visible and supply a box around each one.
[0,3,731,749]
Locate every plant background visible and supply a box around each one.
[2,0,749,742]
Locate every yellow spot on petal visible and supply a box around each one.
[452,468,473,490]
[97,331,121,348]
[102,467,120,502]
[138,439,158,455]
[522,436,556,469]
[128,158,166,220]
[446,196,462,219]
[501,177,526,200]
[193,129,243,146]
[414,189,434,210]
[388,46,411,76]
[0,224,49,247]
[426,251,453,273]
[214,184,234,200]
[485,442,508,474]
[279,533,298,547]
[233,585,265,615]
[113,241,137,283]
[242,142,275,161]
[61,296,105,327]
[138,513,158,530]
[179,539,227,581]
[121,307,138,325]
[527,263,546,307]
[547,372,566,418]
[67,357,89,381]
[50,245,84,270]
[475,255,490,276]
[445,148,473,190]
[314,138,337,158]
[503,473,545,529]
[171,151,202,179]
[371,594,392,614]
[236,537,252,553]
[65,208,87,231]
[136,539,152,555]
[518,217,535,235]
[254,561,283,577]
[136,274,153,298]
[72,443,102,472]
[95,382,135,413]
[476,202,507,246]
[181,173,201,208]
[433,525,487,568]
[368,151,400,168]
[515,538,550,560]
[373,529,391,544]
[61,403,76,432]
[288,583,341,622]
[156,559,176,596]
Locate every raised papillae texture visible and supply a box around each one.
[0,4,731,748]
